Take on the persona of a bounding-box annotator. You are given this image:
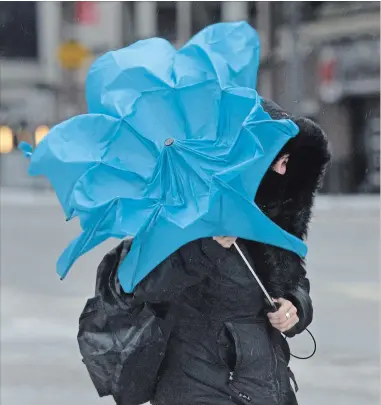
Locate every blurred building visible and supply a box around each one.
[0,1,380,193]
[271,2,380,194]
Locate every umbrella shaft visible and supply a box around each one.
[233,242,276,310]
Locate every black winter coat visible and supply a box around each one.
[78,99,331,405]
[133,238,308,405]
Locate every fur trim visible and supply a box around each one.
[241,100,332,297]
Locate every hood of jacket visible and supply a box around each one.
[242,99,332,297]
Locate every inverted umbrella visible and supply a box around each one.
[20,21,306,293]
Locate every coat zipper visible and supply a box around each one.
[224,319,269,404]
[228,371,252,403]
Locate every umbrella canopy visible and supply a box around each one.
[20,21,306,293]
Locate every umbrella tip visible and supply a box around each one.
[18,141,33,158]
[164,138,175,147]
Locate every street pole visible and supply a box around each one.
[221,2,248,21]
[256,2,274,101]
[176,1,192,47]
[60,3,73,121]
[135,2,157,39]
[289,2,301,115]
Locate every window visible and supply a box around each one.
[0,2,38,58]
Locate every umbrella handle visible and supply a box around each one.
[233,242,316,359]
[233,242,278,312]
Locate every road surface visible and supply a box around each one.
[1,190,379,405]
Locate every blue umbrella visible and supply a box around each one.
[20,21,306,293]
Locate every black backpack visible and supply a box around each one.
[78,239,174,404]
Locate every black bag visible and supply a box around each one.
[78,239,174,405]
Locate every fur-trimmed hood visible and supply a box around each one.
[242,99,332,297]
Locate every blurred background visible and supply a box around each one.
[0,2,380,405]
[0,1,380,193]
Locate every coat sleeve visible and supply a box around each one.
[133,238,217,304]
[284,266,313,337]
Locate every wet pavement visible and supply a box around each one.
[1,189,379,405]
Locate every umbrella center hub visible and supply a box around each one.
[164,138,175,146]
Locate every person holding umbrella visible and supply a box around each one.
[20,22,330,405]
[128,98,330,405]
[77,104,329,405]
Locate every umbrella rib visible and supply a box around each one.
[120,117,160,158]
[68,162,150,215]
[171,147,210,187]
[169,66,193,139]
[99,119,124,161]
[233,242,276,310]
[127,205,163,289]
[176,142,227,163]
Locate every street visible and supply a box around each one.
[1,190,379,405]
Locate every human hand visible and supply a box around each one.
[212,236,237,249]
[267,298,299,333]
